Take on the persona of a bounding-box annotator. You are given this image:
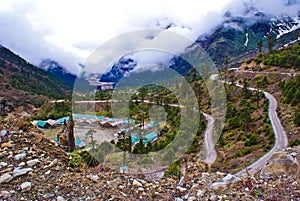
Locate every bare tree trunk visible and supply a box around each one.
[68,114,75,152]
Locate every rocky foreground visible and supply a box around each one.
[1,130,300,201]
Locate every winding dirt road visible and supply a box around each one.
[202,113,217,165]
[236,91,288,176]
[221,81,289,176]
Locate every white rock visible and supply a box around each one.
[14,152,26,160]
[201,172,210,177]
[210,195,217,201]
[18,162,25,167]
[44,158,58,169]
[137,187,144,191]
[45,170,51,175]
[132,179,143,187]
[176,186,187,192]
[0,173,13,184]
[56,196,66,201]
[216,171,226,176]
[0,162,8,167]
[13,167,33,177]
[222,174,240,184]
[26,159,40,167]
[291,152,297,157]
[87,175,99,182]
[139,179,147,184]
[21,182,31,192]
[196,189,204,197]
[191,183,199,190]
[188,196,196,201]
[0,130,7,136]
[175,198,184,201]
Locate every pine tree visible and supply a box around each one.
[267,34,275,53]
[257,40,263,53]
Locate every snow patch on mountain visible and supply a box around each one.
[244,33,249,46]
[277,16,300,38]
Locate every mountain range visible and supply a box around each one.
[39,59,77,88]
[0,9,299,88]
[98,11,300,83]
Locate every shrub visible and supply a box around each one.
[234,147,252,158]
[245,134,259,146]
[79,151,99,167]
[16,120,31,131]
[164,161,180,178]
[294,110,300,126]
[290,138,300,147]
[68,152,83,168]
[246,59,252,64]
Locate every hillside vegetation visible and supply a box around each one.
[253,42,300,69]
[0,46,71,100]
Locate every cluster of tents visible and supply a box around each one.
[32,114,160,148]
[32,114,136,129]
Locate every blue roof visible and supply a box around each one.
[54,135,85,148]
[54,135,58,142]
[57,116,70,123]
[75,138,86,148]
[131,132,158,144]
[131,134,140,144]
[145,132,158,141]
[37,120,47,127]
[122,119,135,124]
[57,114,106,123]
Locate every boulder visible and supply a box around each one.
[13,167,33,177]
[132,179,143,187]
[20,182,32,192]
[26,159,40,167]
[0,162,8,167]
[260,152,300,179]
[14,152,26,160]
[0,173,13,184]
[56,196,66,201]
[1,142,12,148]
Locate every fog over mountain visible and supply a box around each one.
[0,0,299,75]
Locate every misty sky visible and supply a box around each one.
[0,0,299,74]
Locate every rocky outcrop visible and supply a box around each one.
[260,146,300,179]
[0,97,13,117]
[1,128,300,200]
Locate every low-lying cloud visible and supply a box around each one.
[0,0,299,75]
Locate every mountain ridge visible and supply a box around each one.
[0,45,71,108]
[98,12,300,83]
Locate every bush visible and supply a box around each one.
[16,120,31,131]
[245,134,259,146]
[234,147,252,158]
[290,138,300,147]
[68,152,83,168]
[164,161,180,178]
[294,110,300,126]
[246,59,252,64]
[79,151,99,167]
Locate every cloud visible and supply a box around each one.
[224,0,300,17]
[0,6,82,74]
[0,0,299,75]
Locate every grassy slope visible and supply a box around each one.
[0,46,71,113]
